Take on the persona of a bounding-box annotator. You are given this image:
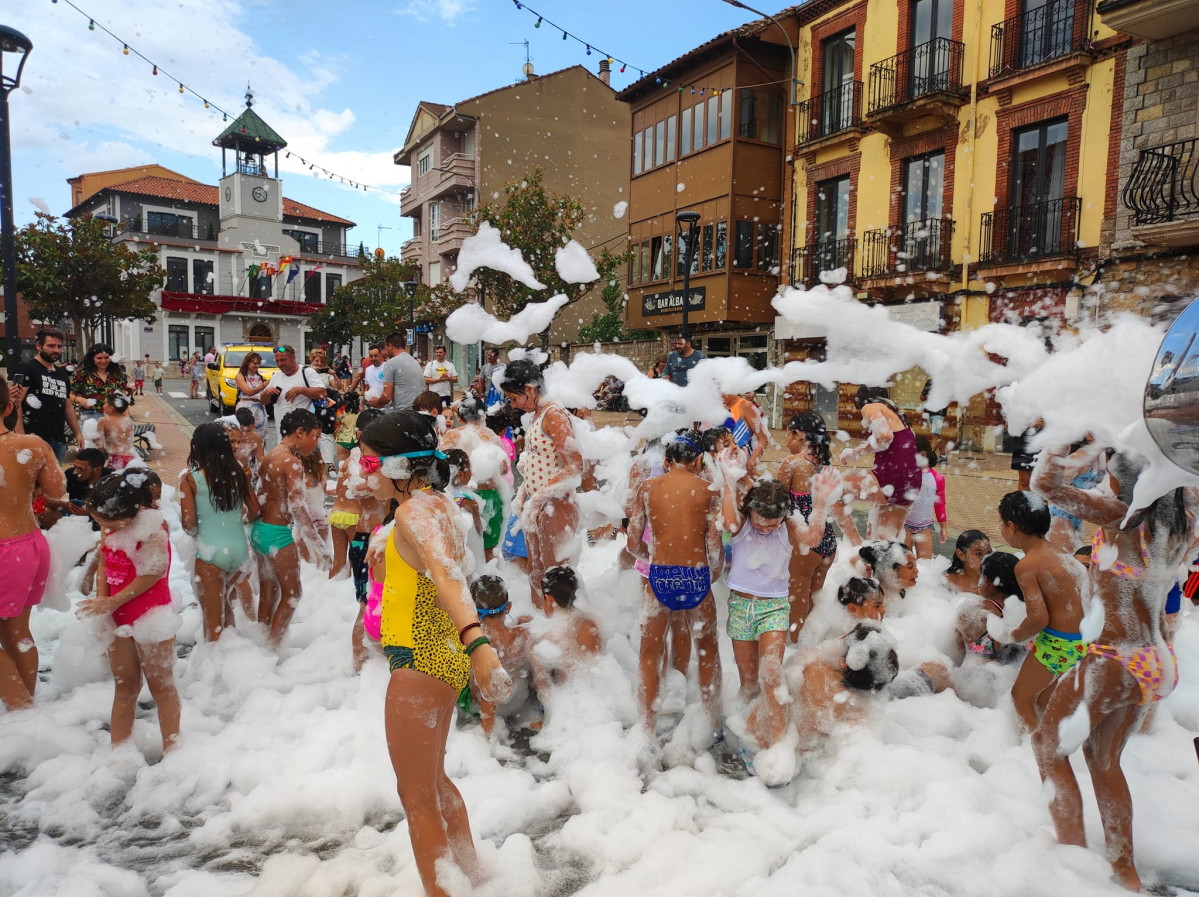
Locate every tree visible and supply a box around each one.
[578,276,654,344]
[12,213,163,349]
[466,168,629,346]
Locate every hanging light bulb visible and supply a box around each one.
[178,83,184,94]
[534,16,541,27]
[514,1,521,7]
[655,77,662,85]
[152,65,158,75]
[620,64,626,73]
[204,100,209,108]
[123,45,129,55]
[586,45,591,55]
[561,29,567,40]
[88,19,95,30]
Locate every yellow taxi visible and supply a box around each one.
[205,344,279,415]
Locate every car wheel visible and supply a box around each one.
[208,385,220,414]
[222,400,236,416]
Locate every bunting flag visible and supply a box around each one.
[285,262,301,284]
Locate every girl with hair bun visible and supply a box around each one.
[358,409,512,897]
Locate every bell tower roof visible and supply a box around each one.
[212,86,287,153]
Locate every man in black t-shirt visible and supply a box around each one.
[13,329,83,462]
[42,448,109,529]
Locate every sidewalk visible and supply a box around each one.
[134,392,195,484]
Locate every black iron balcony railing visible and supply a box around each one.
[861,218,955,277]
[1124,138,1199,226]
[794,237,856,287]
[979,196,1081,265]
[868,38,966,114]
[796,81,863,145]
[118,218,206,240]
[989,0,1093,79]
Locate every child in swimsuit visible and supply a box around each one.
[945,529,991,595]
[955,551,1026,664]
[988,490,1087,732]
[903,436,947,560]
[469,574,532,738]
[531,565,602,694]
[777,412,838,642]
[179,423,260,642]
[719,465,841,755]
[77,473,181,753]
[97,393,136,471]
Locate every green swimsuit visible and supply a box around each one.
[192,470,250,573]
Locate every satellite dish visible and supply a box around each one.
[522,62,535,78]
[1145,297,1199,473]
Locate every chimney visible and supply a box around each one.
[599,58,611,86]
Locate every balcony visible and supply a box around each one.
[860,218,955,279]
[436,217,474,254]
[401,238,421,263]
[1097,0,1199,40]
[793,237,856,288]
[796,82,863,148]
[401,153,476,217]
[1123,138,1199,247]
[978,197,1081,266]
[118,218,215,242]
[989,0,1093,81]
[867,39,967,127]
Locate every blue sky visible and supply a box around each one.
[8,0,753,258]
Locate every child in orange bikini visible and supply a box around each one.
[1031,448,1199,891]
[96,394,136,471]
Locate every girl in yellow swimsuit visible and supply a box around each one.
[359,409,512,897]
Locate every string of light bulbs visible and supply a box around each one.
[49,0,404,196]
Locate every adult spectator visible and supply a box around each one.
[368,331,423,412]
[662,331,704,388]
[13,329,84,462]
[475,347,503,405]
[204,347,216,365]
[349,344,386,399]
[42,448,110,528]
[188,352,203,399]
[71,343,129,423]
[234,352,269,439]
[262,345,334,464]
[423,345,458,408]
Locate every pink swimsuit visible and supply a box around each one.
[104,542,172,627]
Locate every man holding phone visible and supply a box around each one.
[12,330,84,462]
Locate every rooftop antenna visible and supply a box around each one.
[510,40,534,78]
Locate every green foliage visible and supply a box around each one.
[11,213,163,349]
[578,276,654,344]
[466,168,630,345]
[308,253,469,350]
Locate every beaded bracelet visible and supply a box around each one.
[459,621,482,642]
[464,636,490,656]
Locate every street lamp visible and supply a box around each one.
[719,0,798,105]
[400,279,417,345]
[1,25,32,371]
[676,211,701,335]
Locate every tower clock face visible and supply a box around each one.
[224,187,231,201]
[252,186,268,203]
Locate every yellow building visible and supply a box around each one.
[782,0,1126,446]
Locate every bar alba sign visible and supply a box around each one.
[641,286,706,317]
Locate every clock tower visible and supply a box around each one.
[214,86,286,225]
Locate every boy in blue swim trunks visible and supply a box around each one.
[255,409,331,649]
[627,429,725,741]
[990,490,1088,731]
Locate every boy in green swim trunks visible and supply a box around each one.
[441,395,510,561]
[255,409,331,649]
[991,490,1088,731]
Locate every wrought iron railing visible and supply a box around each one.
[796,81,863,145]
[979,196,1080,264]
[989,0,1093,79]
[1124,138,1199,226]
[861,218,955,277]
[119,218,210,240]
[794,237,856,286]
[868,38,966,114]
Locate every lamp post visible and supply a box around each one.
[400,279,417,349]
[1,25,32,371]
[719,0,798,105]
[676,211,701,335]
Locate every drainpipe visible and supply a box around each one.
[962,0,985,293]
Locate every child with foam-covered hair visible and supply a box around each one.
[531,565,602,701]
[469,574,533,738]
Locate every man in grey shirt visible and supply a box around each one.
[368,331,424,411]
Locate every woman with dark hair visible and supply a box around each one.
[358,410,512,897]
[1028,448,1199,890]
[71,343,129,423]
[500,359,584,613]
[945,530,991,595]
[835,385,921,545]
[179,423,261,641]
[235,352,269,439]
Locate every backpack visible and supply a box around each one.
[301,367,344,435]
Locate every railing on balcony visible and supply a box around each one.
[861,218,955,277]
[796,82,863,145]
[989,0,1093,79]
[979,196,1081,264]
[794,237,856,286]
[1124,138,1199,226]
[119,218,207,240]
[868,39,966,114]
[436,217,474,247]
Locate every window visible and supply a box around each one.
[643,127,653,168]
[165,256,189,292]
[681,108,692,155]
[733,221,755,268]
[304,270,322,303]
[283,229,320,252]
[815,175,853,275]
[325,272,343,301]
[655,121,666,168]
[417,150,432,178]
[428,262,441,286]
[911,0,954,94]
[739,89,782,144]
[1008,118,1069,257]
[701,224,714,271]
[168,325,189,362]
[194,326,215,357]
[633,130,643,175]
[1020,0,1076,69]
[757,224,779,271]
[720,90,732,141]
[639,243,651,284]
[629,246,641,285]
[665,116,677,163]
[715,221,728,269]
[650,236,665,281]
[147,211,193,238]
[707,95,719,146]
[693,102,705,152]
[193,259,214,295]
[822,30,856,136]
[904,151,945,222]
[429,203,441,242]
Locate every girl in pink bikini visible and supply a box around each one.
[78,473,181,754]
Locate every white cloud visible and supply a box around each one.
[395,0,476,25]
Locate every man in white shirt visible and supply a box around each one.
[423,345,458,408]
[368,332,424,412]
[349,343,386,401]
[261,345,332,460]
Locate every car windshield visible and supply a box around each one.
[222,351,276,371]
